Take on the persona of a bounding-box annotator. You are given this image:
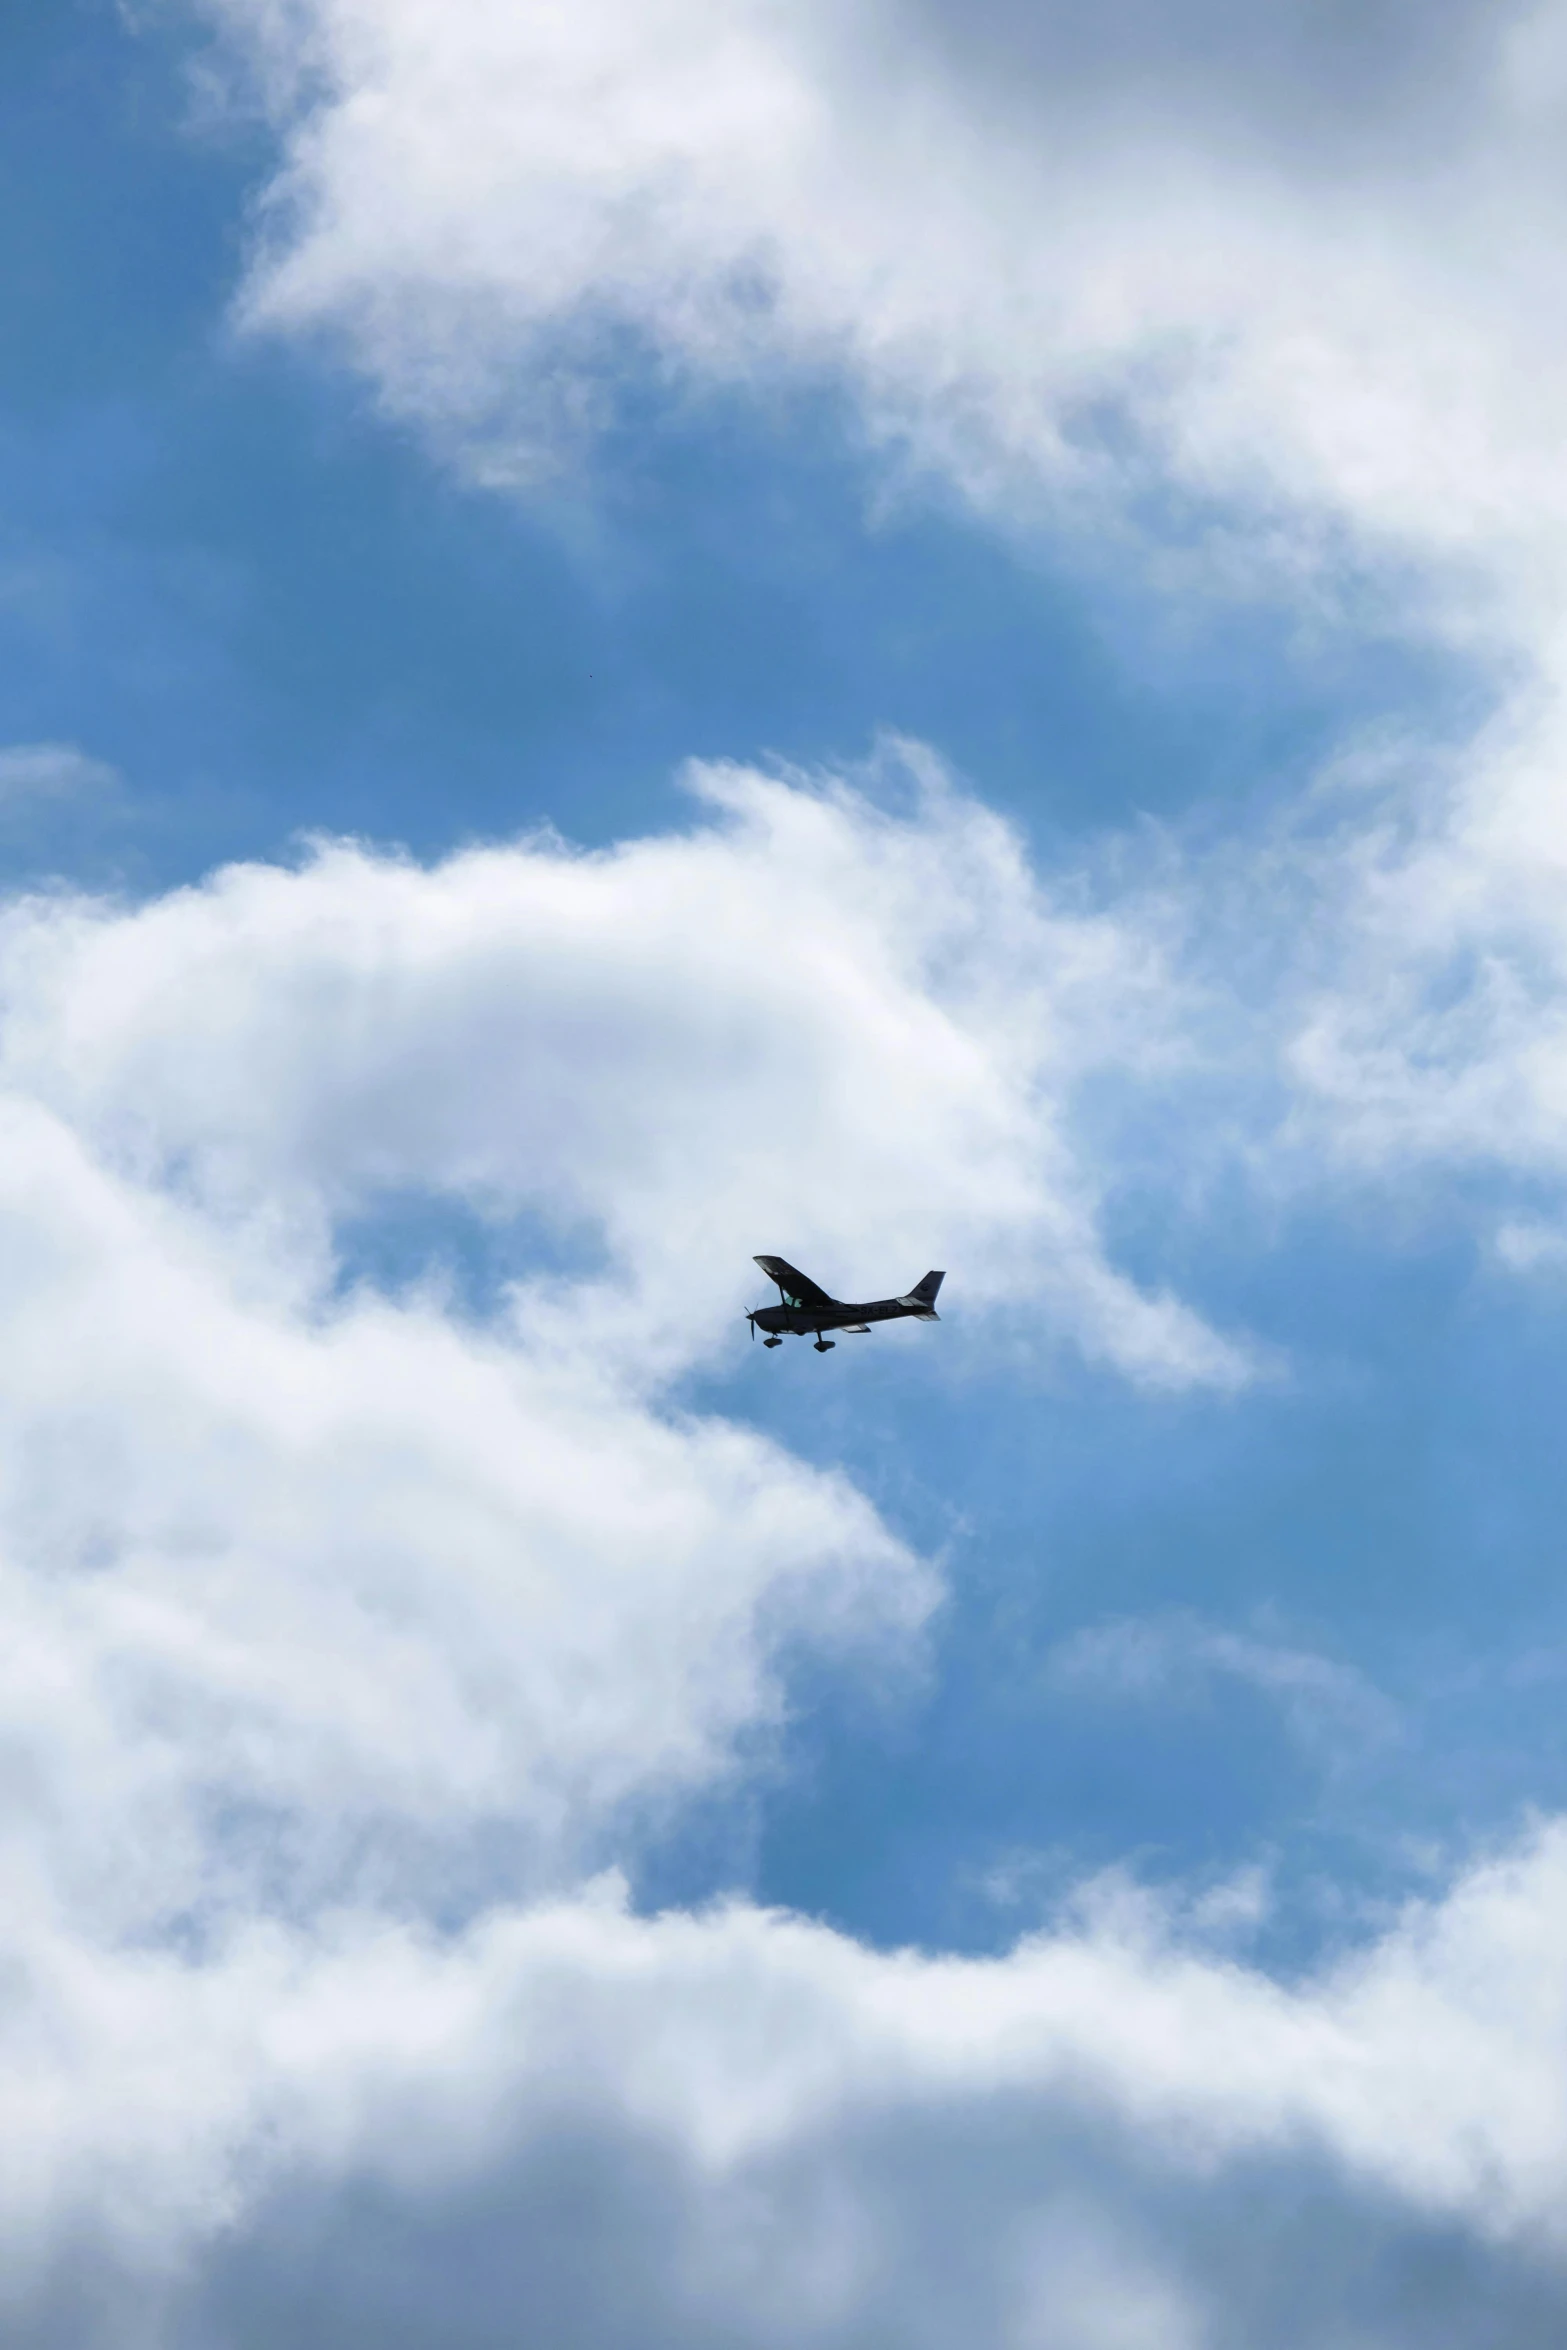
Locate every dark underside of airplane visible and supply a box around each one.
[748,1255,945,1352]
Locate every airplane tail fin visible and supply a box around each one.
[898,1269,945,1319]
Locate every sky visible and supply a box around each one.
[8,0,1567,2342]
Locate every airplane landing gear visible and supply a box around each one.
[764,1335,783,1348]
[814,1337,835,1352]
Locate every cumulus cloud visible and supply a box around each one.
[1,741,1223,1965]
[0,1083,928,1916]
[0,765,1559,2346]
[14,1829,1567,2344]
[199,0,1567,615]
[0,754,1285,2337]
[24,6,1567,2339]
[191,0,1567,1245]
[0,747,1246,1387]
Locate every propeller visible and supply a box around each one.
[746,1311,756,1341]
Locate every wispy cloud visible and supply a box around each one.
[0,743,118,803]
[1047,1610,1401,1760]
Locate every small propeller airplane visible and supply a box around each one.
[747,1256,945,1352]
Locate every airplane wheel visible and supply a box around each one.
[814,1339,835,1352]
[764,1335,783,1348]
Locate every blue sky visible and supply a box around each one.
[10,2,1567,2344]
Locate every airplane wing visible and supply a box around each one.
[754,1255,837,1310]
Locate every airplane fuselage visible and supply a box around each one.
[750,1295,923,1336]
[749,1256,945,1349]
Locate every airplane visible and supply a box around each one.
[747,1256,945,1352]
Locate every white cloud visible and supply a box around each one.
[188,0,1567,1253]
[0,760,1282,2333]
[0,774,1554,2343]
[1274,690,1567,1194]
[0,1083,930,1936]
[20,9,1567,2337]
[0,749,1195,1956]
[13,1828,1567,2342]
[0,747,1246,1388]
[198,0,1567,620]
